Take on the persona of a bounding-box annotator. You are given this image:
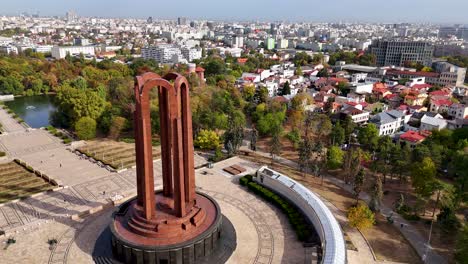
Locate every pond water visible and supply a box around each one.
[4,95,56,128]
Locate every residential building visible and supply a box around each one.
[266,38,275,50]
[340,107,370,124]
[420,115,447,131]
[368,40,434,67]
[51,46,95,59]
[399,130,427,147]
[370,110,406,136]
[448,103,468,119]
[142,44,185,64]
[430,99,453,114]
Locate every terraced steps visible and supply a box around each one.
[0,162,54,203]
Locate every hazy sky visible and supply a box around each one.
[1,0,467,24]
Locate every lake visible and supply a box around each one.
[5,95,56,128]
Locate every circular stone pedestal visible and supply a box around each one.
[110,191,222,264]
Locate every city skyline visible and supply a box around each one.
[1,0,468,24]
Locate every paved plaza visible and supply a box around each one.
[0,111,318,264]
[0,107,27,133]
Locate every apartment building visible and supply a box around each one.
[368,40,434,67]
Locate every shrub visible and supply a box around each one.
[239,176,252,186]
[25,165,34,172]
[194,129,220,150]
[286,129,301,148]
[75,117,97,140]
[120,138,135,144]
[7,109,13,114]
[347,203,375,230]
[63,138,72,144]
[0,151,6,157]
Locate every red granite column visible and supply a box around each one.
[158,88,173,197]
[181,83,196,205]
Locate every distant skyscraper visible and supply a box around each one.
[368,40,434,67]
[458,27,468,41]
[439,26,458,38]
[207,21,214,30]
[177,17,187,26]
[65,10,77,22]
[147,16,153,23]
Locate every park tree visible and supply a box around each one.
[455,225,468,263]
[295,65,303,76]
[411,157,437,213]
[353,168,365,205]
[327,146,344,170]
[281,81,291,95]
[343,147,362,184]
[342,115,356,141]
[306,113,332,142]
[331,122,345,146]
[369,175,383,212]
[270,130,282,161]
[317,68,329,77]
[298,137,313,174]
[242,84,256,102]
[107,116,127,140]
[357,124,379,150]
[347,203,375,231]
[250,128,258,151]
[254,86,269,103]
[75,117,97,140]
[223,116,245,156]
[55,85,108,125]
[194,129,220,150]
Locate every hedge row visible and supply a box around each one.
[75,149,118,170]
[45,126,72,144]
[240,175,312,242]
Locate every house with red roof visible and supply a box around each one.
[399,130,428,147]
[430,99,453,114]
[404,91,427,106]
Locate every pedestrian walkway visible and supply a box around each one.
[239,145,446,264]
[0,107,26,133]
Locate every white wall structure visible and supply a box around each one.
[255,167,346,264]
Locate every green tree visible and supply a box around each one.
[75,117,97,140]
[270,130,282,161]
[455,225,468,263]
[411,157,437,212]
[331,122,345,146]
[295,65,303,76]
[343,115,356,141]
[357,124,379,150]
[369,175,383,212]
[281,81,291,95]
[317,68,329,77]
[347,203,375,230]
[327,146,344,169]
[353,168,365,205]
[55,85,108,125]
[299,137,314,173]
